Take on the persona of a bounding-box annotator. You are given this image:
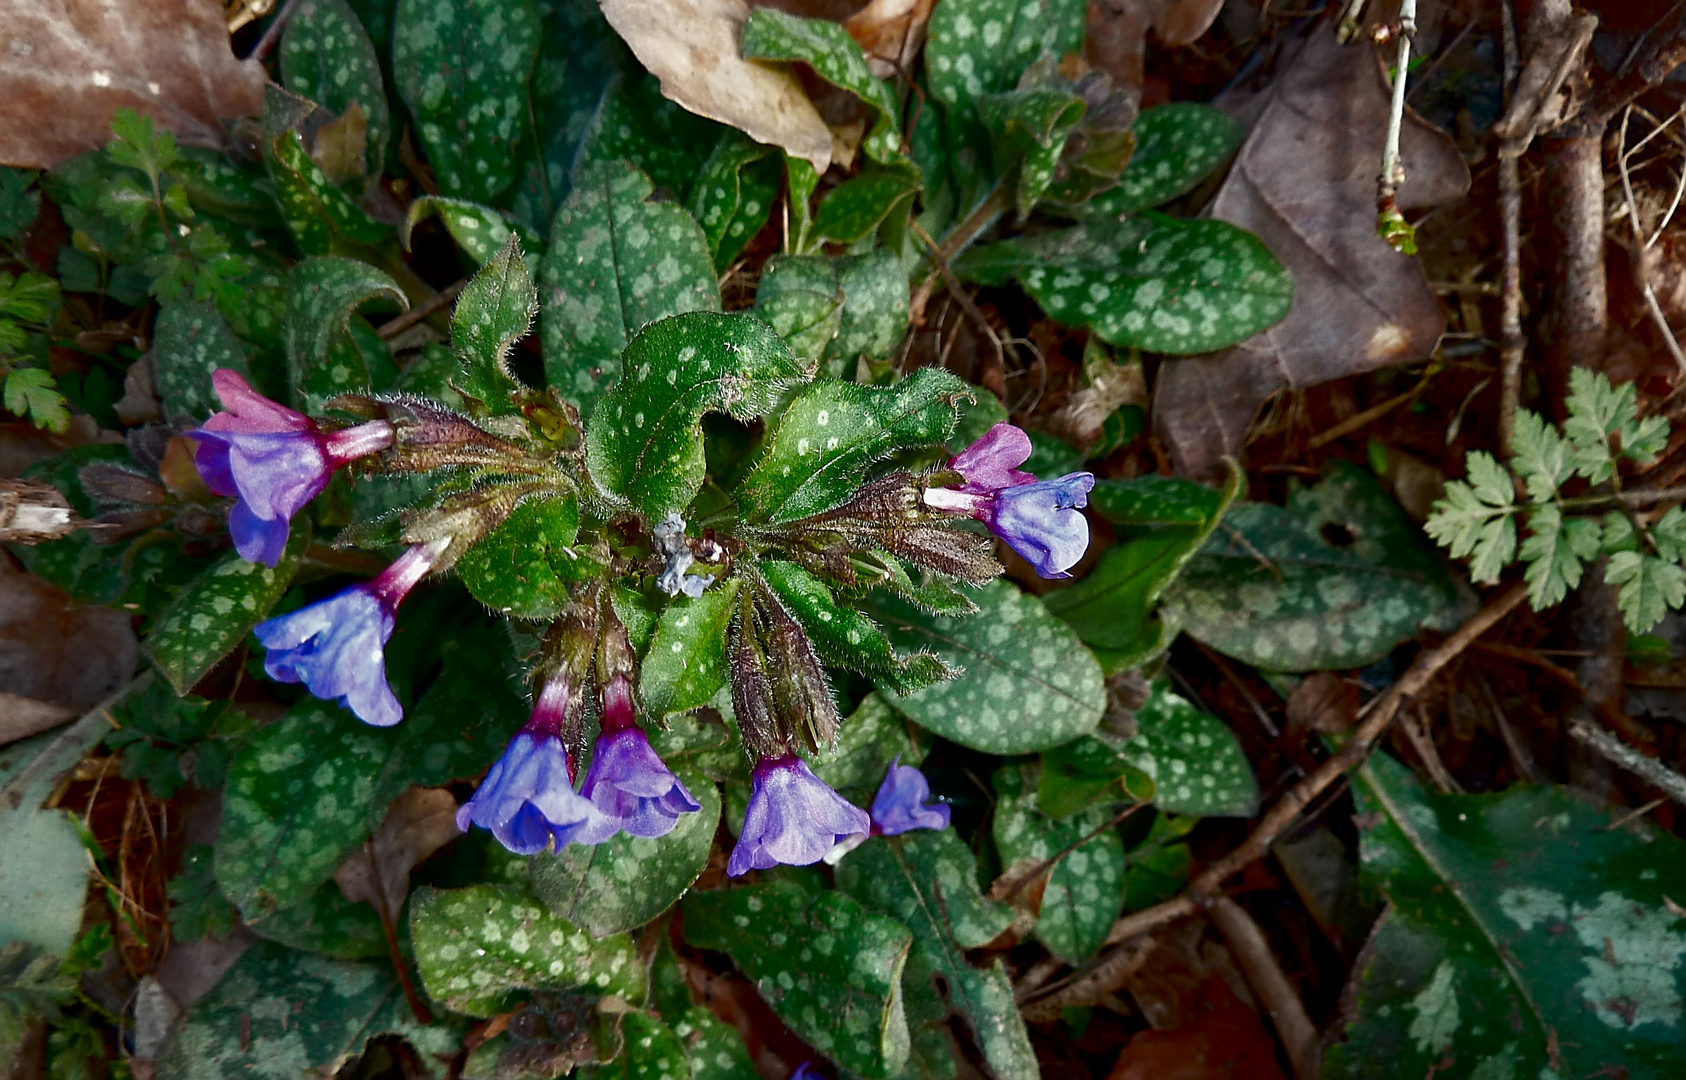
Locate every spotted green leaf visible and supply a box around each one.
[405,196,542,268]
[640,582,743,718]
[760,561,955,696]
[1121,680,1256,817]
[281,0,391,179]
[584,311,807,521]
[806,692,929,808]
[266,126,388,254]
[861,581,1104,754]
[812,167,922,247]
[145,532,306,695]
[392,0,540,204]
[539,160,721,412]
[993,763,1125,963]
[674,1007,758,1080]
[248,878,385,960]
[754,254,842,364]
[148,301,250,421]
[1088,103,1241,215]
[451,234,535,411]
[456,494,590,621]
[1164,462,1468,672]
[683,880,913,1079]
[924,0,1086,114]
[956,216,1292,355]
[737,368,969,524]
[409,884,642,1017]
[785,155,821,254]
[1037,734,1154,820]
[574,73,727,203]
[283,256,407,409]
[835,830,1037,1080]
[1046,461,1238,650]
[976,86,1084,214]
[1328,751,1686,1080]
[740,10,905,165]
[528,767,719,937]
[1090,474,1225,526]
[604,1014,697,1080]
[689,133,780,272]
[154,941,460,1079]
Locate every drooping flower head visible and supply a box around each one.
[922,422,1094,578]
[570,675,701,844]
[253,537,447,727]
[190,369,393,566]
[870,756,951,835]
[729,753,871,876]
[457,676,607,854]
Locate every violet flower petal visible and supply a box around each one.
[457,733,604,855]
[227,499,291,567]
[949,423,1036,493]
[224,430,332,522]
[190,432,238,497]
[728,755,870,876]
[254,586,402,727]
[574,728,700,843]
[870,757,951,835]
[204,369,312,435]
[988,472,1095,579]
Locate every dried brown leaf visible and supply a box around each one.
[843,0,934,78]
[0,558,136,711]
[334,786,461,920]
[1152,31,1470,478]
[0,0,268,169]
[601,0,833,173]
[1084,0,1223,97]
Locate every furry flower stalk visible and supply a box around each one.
[456,676,606,855]
[189,369,394,566]
[730,753,871,876]
[252,537,448,727]
[571,675,701,843]
[921,423,1095,578]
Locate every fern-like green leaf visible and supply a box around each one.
[1518,505,1600,609]
[1562,369,1670,480]
[1653,505,1686,563]
[2,367,68,434]
[1425,451,1516,583]
[1605,550,1686,633]
[1508,408,1571,502]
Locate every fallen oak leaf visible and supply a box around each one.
[0,0,267,169]
[1152,30,1469,478]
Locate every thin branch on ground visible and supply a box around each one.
[1209,898,1321,1080]
[1556,2,1686,139]
[907,186,1010,324]
[1018,935,1158,1020]
[1617,108,1686,377]
[1568,717,1686,808]
[1400,704,1463,794]
[1308,361,1439,449]
[247,0,303,62]
[378,278,466,341]
[1375,0,1419,250]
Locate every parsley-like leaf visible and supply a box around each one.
[0,271,60,325]
[1425,450,1517,583]
[2,367,68,434]
[1519,505,1601,608]
[1509,408,1571,501]
[1606,551,1686,633]
[1654,505,1686,563]
[106,107,179,185]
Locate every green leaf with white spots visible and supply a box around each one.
[740,10,906,165]
[785,155,821,254]
[154,941,461,1080]
[283,256,407,410]
[993,763,1125,963]
[955,216,1292,355]
[683,880,913,1080]
[1327,751,1686,1080]
[1037,734,1154,819]
[1046,461,1239,650]
[759,561,956,696]
[1164,462,1468,672]
[1120,680,1256,817]
[976,86,1084,214]
[835,830,1037,1080]
[828,250,911,376]
[1088,103,1241,215]
[574,74,728,203]
[924,0,1087,115]
[539,159,721,412]
[450,234,536,411]
[247,878,386,960]
[805,692,929,808]
[392,0,541,204]
[409,884,643,1017]
[674,1007,758,1080]
[528,767,719,937]
[604,1014,696,1080]
[860,581,1104,754]
[639,582,743,718]
[689,132,780,272]
[151,300,252,421]
[754,254,843,364]
[405,196,543,268]
[266,126,389,254]
[1090,474,1225,525]
[737,368,969,524]
[281,0,391,179]
[456,494,590,621]
[145,531,306,695]
[215,701,392,921]
[584,311,808,521]
[812,167,923,247]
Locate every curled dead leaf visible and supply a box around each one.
[844,0,935,78]
[334,786,462,921]
[600,0,833,173]
[0,0,268,169]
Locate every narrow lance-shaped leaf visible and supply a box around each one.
[280,0,390,179]
[283,256,407,410]
[585,311,808,521]
[740,9,906,164]
[689,132,781,272]
[1088,102,1241,214]
[450,233,535,411]
[640,582,743,718]
[404,196,543,268]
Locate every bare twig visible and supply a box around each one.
[1569,717,1686,807]
[1617,108,1686,377]
[1400,704,1463,794]
[1092,584,1530,951]
[1603,795,1667,831]
[1557,2,1686,139]
[1498,145,1524,448]
[1476,670,1543,784]
[1308,361,1438,449]
[1018,935,1158,1020]
[377,278,466,341]
[907,186,1010,323]
[910,220,1009,378]
[1375,0,1419,251]
[1191,639,1280,738]
[246,0,303,62]
[998,802,1148,903]
[1012,955,1065,1003]
[1209,898,1320,1080]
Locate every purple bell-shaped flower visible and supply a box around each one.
[190,369,393,566]
[457,677,607,854]
[570,676,701,844]
[921,422,1095,578]
[870,756,951,835]
[729,753,870,876]
[252,538,447,727]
